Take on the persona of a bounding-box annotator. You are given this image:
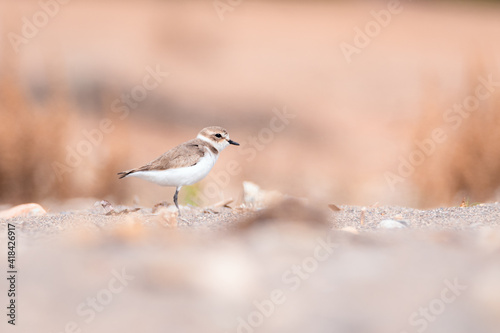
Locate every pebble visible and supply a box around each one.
[155,207,179,228]
[378,219,409,229]
[0,203,47,219]
[243,181,284,208]
[340,226,359,234]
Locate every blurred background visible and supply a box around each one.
[1,0,500,210]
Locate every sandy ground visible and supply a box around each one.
[4,201,500,234]
[1,201,500,333]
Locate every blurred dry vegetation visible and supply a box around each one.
[0,53,129,204]
[0,0,500,209]
[413,61,500,207]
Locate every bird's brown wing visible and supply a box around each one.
[117,139,206,178]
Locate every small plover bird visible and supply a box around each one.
[117,126,239,214]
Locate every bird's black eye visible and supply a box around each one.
[215,133,222,138]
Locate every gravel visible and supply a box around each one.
[1,202,500,333]
[2,202,500,238]
[333,202,500,231]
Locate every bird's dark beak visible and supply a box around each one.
[227,139,240,146]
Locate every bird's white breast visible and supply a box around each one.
[128,149,218,187]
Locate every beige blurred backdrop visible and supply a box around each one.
[1,0,500,210]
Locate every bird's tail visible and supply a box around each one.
[117,169,136,179]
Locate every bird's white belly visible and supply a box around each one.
[128,153,218,187]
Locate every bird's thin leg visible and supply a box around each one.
[173,186,190,223]
[173,186,181,216]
